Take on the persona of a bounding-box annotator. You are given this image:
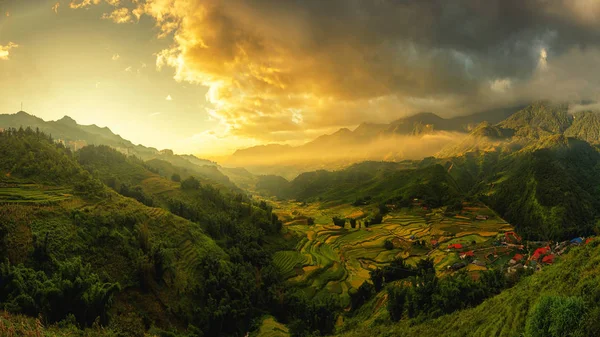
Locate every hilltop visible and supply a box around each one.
[0,111,234,188]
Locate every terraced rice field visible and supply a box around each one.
[269,200,517,307]
[0,185,72,204]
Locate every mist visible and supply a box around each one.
[221,131,468,178]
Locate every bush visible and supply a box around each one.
[332,217,346,227]
[171,173,181,182]
[384,239,394,250]
[181,176,200,190]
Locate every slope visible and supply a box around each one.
[273,161,462,208]
[0,129,292,337]
[338,241,600,337]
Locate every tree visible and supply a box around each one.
[181,176,200,190]
[350,218,357,228]
[384,239,394,250]
[171,173,181,182]
[332,217,346,227]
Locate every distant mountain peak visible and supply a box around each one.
[57,115,77,125]
[333,127,352,135]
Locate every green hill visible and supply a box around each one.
[498,101,572,138]
[270,161,462,208]
[439,135,600,240]
[0,129,301,337]
[564,110,600,144]
[338,241,600,337]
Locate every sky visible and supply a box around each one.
[2,0,600,156]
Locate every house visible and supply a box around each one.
[570,237,584,245]
[586,238,595,245]
[542,254,555,264]
[460,251,475,259]
[430,239,438,247]
[504,231,522,243]
[475,215,489,220]
[531,246,550,261]
[450,262,466,271]
[447,243,463,250]
[509,253,524,265]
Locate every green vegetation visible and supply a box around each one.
[338,242,600,337]
[7,102,600,337]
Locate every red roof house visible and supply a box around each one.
[448,243,463,250]
[532,247,550,260]
[542,254,555,264]
[513,253,524,262]
[460,250,475,259]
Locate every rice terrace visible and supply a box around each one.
[268,199,517,307]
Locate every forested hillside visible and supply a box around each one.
[0,129,342,337]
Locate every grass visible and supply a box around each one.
[0,185,72,204]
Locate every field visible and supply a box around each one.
[269,200,517,306]
[0,183,72,204]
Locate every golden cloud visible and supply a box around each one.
[69,0,102,9]
[75,0,600,145]
[0,42,19,61]
[52,2,60,14]
[102,7,133,23]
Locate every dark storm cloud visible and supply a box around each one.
[85,0,600,141]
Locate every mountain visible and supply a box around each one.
[0,128,291,336]
[0,111,234,187]
[222,106,523,178]
[0,111,148,152]
[498,101,572,138]
[564,110,600,144]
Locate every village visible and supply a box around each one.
[443,229,594,274]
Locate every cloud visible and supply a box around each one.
[102,7,133,23]
[111,53,120,61]
[149,112,161,117]
[0,42,19,61]
[52,2,60,14]
[80,0,600,144]
[124,66,132,72]
[69,0,102,9]
[166,95,173,101]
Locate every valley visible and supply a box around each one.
[1,102,600,337]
